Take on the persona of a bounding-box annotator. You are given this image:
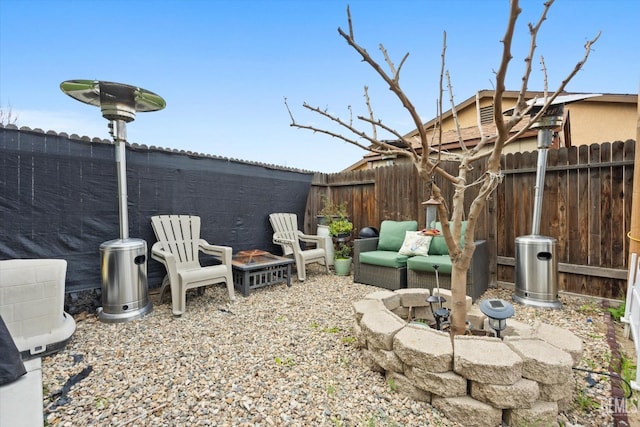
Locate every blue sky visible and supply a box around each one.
[1,0,638,172]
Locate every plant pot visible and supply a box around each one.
[332,233,352,243]
[334,257,352,276]
[317,215,341,226]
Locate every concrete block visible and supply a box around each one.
[360,309,405,351]
[432,395,503,427]
[505,338,573,385]
[364,290,401,310]
[471,377,539,409]
[504,400,559,427]
[393,324,453,372]
[454,335,523,385]
[406,366,467,397]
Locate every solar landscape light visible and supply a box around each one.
[479,298,515,338]
[425,265,450,330]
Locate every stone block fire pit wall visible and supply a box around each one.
[352,289,583,427]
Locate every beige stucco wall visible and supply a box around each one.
[348,92,637,170]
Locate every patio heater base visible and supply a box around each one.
[98,238,153,323]
[513,235,562,310]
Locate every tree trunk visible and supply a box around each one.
[450,262,469,336]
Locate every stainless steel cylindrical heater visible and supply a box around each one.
[60,80,166,322]
[512,94,601,309]
[513,102,563,309]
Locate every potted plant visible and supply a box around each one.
[333,243,352,276]
[317,196,349,226]
[328,217,353,240]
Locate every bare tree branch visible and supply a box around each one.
[286,1,597,336]
[363,86,377,140]
[446,71,467,152]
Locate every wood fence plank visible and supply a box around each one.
[578,145,590,264]
[566,146,580,292]
[555,148,569,291]
[600,143,614,297]
[600,143,612,268]
[545,148,558,238]
[589,144,601,267]
[505,152,517,256]
[611,141,625,269]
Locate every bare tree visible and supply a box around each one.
[286,0,599,337]
[0,104,19,126]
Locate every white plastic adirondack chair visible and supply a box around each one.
[151,215,235,316]
[269,213,329,281]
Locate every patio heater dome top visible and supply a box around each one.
[60,79,166,122]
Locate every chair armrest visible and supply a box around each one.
[151,242,179,284]
[151,242,174,265]
[353,237,379,284]
[273,232,296,245]
[353,238,379,258]
[298,232,326,250]
[199,239,232,265]
[298,232,321,243]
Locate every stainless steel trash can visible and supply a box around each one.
[513,235,562,309]
[98,238,153,323]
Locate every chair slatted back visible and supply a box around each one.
[151,215,202,269]
[269,213,301,256]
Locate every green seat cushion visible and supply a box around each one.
[377,220,418,252]
[407,255,453,274]
[359,250,410,269]
[428,221,468,256]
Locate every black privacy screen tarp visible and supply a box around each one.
[0,126,314,292]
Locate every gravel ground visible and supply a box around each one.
[42,265,633,426]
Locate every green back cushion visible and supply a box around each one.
[377,220,418,252]
[428,221,467,255]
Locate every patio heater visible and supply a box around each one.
[60,80,166,323]
[512,94,600,309]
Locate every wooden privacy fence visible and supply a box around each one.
[307,140,635,299]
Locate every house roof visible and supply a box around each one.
[406,90,636,139]
[343,90,636,171]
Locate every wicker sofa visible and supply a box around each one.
[353,220,418,290]
[406,221,488,301]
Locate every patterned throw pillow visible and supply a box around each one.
[398,231,432,256]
